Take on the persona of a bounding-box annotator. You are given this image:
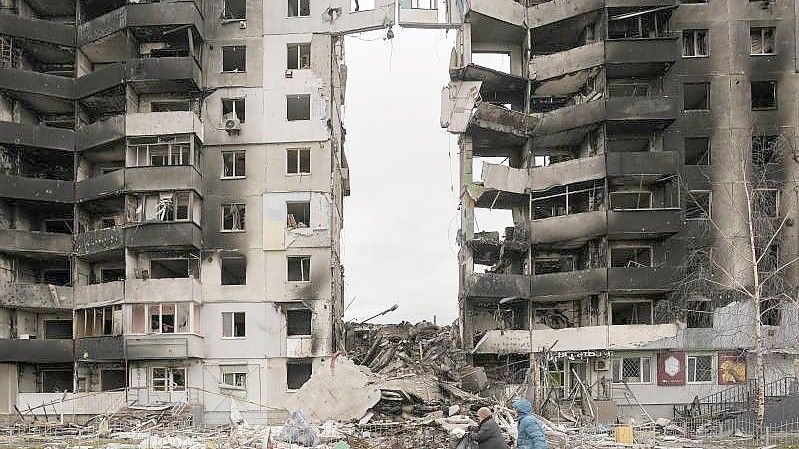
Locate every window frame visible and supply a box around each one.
[683,82,711,111]
[685,136,711,165]
[223,0,247,20]
[609,245,654,268]
[609,190,654,210]
[753,188,779,218]
[222,311,247,339]
[750,26,777,55]
[612,356,653,384]
[286,94,312,121]
[221,203,246,232]
[286,148,311,175]
[751,80,778,110]
[222,98,246,123]
[687,354,714,384]
[221,150,246,179]
[221,45,247,73]
[287,0,311,17]
[610,299,655,325]
[682,29,708,57]
[287,43,312,70]
[287,255,312,282]
[221,372,247,389]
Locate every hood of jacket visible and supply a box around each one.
[512,398,532,418]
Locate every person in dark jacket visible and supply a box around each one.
[512,399,548,449]
[469,407,510,449]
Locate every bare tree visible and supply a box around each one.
[672,132,799,438]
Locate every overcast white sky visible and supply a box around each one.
[341,27,512,324]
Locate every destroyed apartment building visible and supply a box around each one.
[0,0,397,424]
[437,0,799,424]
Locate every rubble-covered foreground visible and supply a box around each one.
[1,322,795,449]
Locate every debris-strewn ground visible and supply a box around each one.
[2,321,796,449]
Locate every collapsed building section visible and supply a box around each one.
[0,0,394,424]
[438,0,799,424]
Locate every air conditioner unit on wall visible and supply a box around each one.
[222,112,241,132]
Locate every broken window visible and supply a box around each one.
[750,27,776,55]
[43,269,70,286]
[287,94,311,121]
[128,135,192,167]
[287,43,311,70]
[752,135,778,165]
[221,203,246,231]
[44,320,72,339]
[151,367,186,392]
[682,29,708,57]
[150,259,193,279]
[607,10,671,39]
[133,303,192,334]
[221,257,246,285]
[687,299,714,328]
[288,0,310,16]
[610,191,652,210]
[223,312,246,338]
[608,82,649,97]
[610,246,652,268]
[287,309,312,336]
[683,82,710,110]
[222,98,246,123]
[751,81,777,110]
[224,0,246,20]
[287,148,311,174]
[75,306,122,337]
[761,299,782,326]
[532,180,604,219]
[287,256,311,282]
[100,369,126,391]
[287,201,311,228]
[471,52,511,73]
[44,219,72,234]
[222,371,247,388]
[753,188,779,218]
[41,370,73,393]
[151,101,191,112]
[287,360,312,390]
[687,355,713,383]
[222,46,246,72]
[685,137,710,165]
[611,300,653,325]
[222,150,246,178]
[533,257,574,275]
[612,357,651,384]
[686,190,711,220]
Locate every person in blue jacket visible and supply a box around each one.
[512,399,548,449]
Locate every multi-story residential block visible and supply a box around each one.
[432,0,799,421]
[0,0,393,423]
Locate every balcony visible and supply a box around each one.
[0,284,73,310]
[472,323,679,354]
[0,12,75,46]
[125,278,202,303]
[463,273,530,299]
[76,115,126,151]
[125,111,204,141]
[607,209,682,238]
[469,103,536,145]
[531,211,607,245]
[17,392,127,416]
[465,0,526,43]
[0,339,73,364]
[78,1,204,47]
[76,165,202,202]
[532,268,607,299]
[528,0,675,29]
[0,174,74,203]
[605,96,678,131]
[75,336,125,361]
[531,42,605,82]
[0,68,75,100]
[605,37,679,77]
[77,57,202,98]
[74,227,125,257]
[607,266,677,293]
[0,122,75,152]
[0,229,72,255]
[606,151,679,177]
[451,64,529,105]
[74,281,125,308]
[125,334,204,359]
[125,222,202,249]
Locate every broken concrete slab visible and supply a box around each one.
[285,355,382,423]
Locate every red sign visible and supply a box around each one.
[658,351,686,386]
[719,351,747,385]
